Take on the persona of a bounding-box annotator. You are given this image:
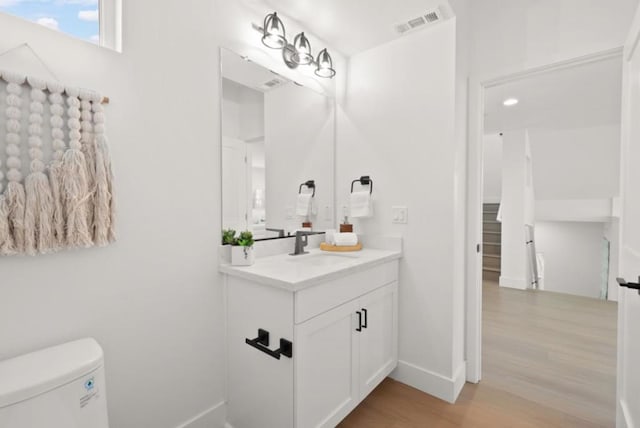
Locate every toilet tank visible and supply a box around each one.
[0,338,109,428]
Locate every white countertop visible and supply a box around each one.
[220,247,402,291]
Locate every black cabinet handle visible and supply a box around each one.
[356,311,362,332]
[362,308,368,329]
[245,329,293,360]
[617,277,640,295]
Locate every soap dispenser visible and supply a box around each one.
[340,215,353,233]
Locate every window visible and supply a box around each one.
[0,0,121,51]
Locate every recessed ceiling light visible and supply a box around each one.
[503,98,519,107]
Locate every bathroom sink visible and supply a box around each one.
[288,252,358,267]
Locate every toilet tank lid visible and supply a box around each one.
[0,338,104,408]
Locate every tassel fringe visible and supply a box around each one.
[93,140,113,246]
[0,196,15,255]
[61,149,93,248]
[6,181,26,253]
[24,172,55,255]
[49,163,65,249]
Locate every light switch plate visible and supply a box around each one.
[392,206,408,224]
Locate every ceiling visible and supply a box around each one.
[263,0,446,56]
[484,55,623,134]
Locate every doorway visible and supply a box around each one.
[467,48,623,425]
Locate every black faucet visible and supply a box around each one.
[266,228,286,238]
[290,231,311,256]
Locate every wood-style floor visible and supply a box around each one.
[339,281,618,427]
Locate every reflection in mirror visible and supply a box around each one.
[221,48,335,241]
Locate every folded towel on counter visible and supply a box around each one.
[296,193,313,217]
[350,190,373,218]
[334,232,358,247]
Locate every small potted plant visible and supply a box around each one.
[231,230,255,266]
[220,229,236,263]
[222,229,237,245]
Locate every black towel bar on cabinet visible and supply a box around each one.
[245,329,293,360]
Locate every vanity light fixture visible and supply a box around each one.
[255,12,336,78]
[503,98,519,107]
[315,48,336,78]
[292,32,313,65]
[261,12,287,49]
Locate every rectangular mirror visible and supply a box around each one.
[221,48,335,241]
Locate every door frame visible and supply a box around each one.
[465,47,624,383]
[617,10,640,425]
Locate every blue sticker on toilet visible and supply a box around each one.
[84,378,95,391]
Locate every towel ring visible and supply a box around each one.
[351,176,373,194]
[299,180,316,197]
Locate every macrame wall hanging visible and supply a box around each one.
[0,69,115,256]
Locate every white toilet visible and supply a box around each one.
[0,338,109,428]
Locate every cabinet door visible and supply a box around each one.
[227,278,295,428]
[295,299,360,428]
[358,282,398,399]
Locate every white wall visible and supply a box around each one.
[483,125,620,210]
[469,0,639,78]
[482,133,503,203]
[500,130,529,289]
[0,4,224,428]
[222,78,264,141]
[0,1,343,427]
[264,83,335,232]
[529,125,621,200]
[535,221,607,298]
[337,20,465,402]
[535,199,615,222]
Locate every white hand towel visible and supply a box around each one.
[334,232,358,247]
[296,193,313,217]
[350,191,372,218]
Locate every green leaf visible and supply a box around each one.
[237,231,254,247]
[222,229,237,245]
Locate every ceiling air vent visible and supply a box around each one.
[424,11,440,23]
[260,76,288,91]
[408,16,427,29]
[395,7,443,35]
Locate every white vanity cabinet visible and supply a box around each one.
[295,282,397,427]
[224,256,399,428]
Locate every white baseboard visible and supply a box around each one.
[391,360,466,403]
[452,363,466,399]
[499,275,527,290]
[176,400,226,428]
[618,399,634,428]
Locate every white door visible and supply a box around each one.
[358,283,398,399]
[295,300,360,428]
[618,10,640,427]
[222,136,249,231]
